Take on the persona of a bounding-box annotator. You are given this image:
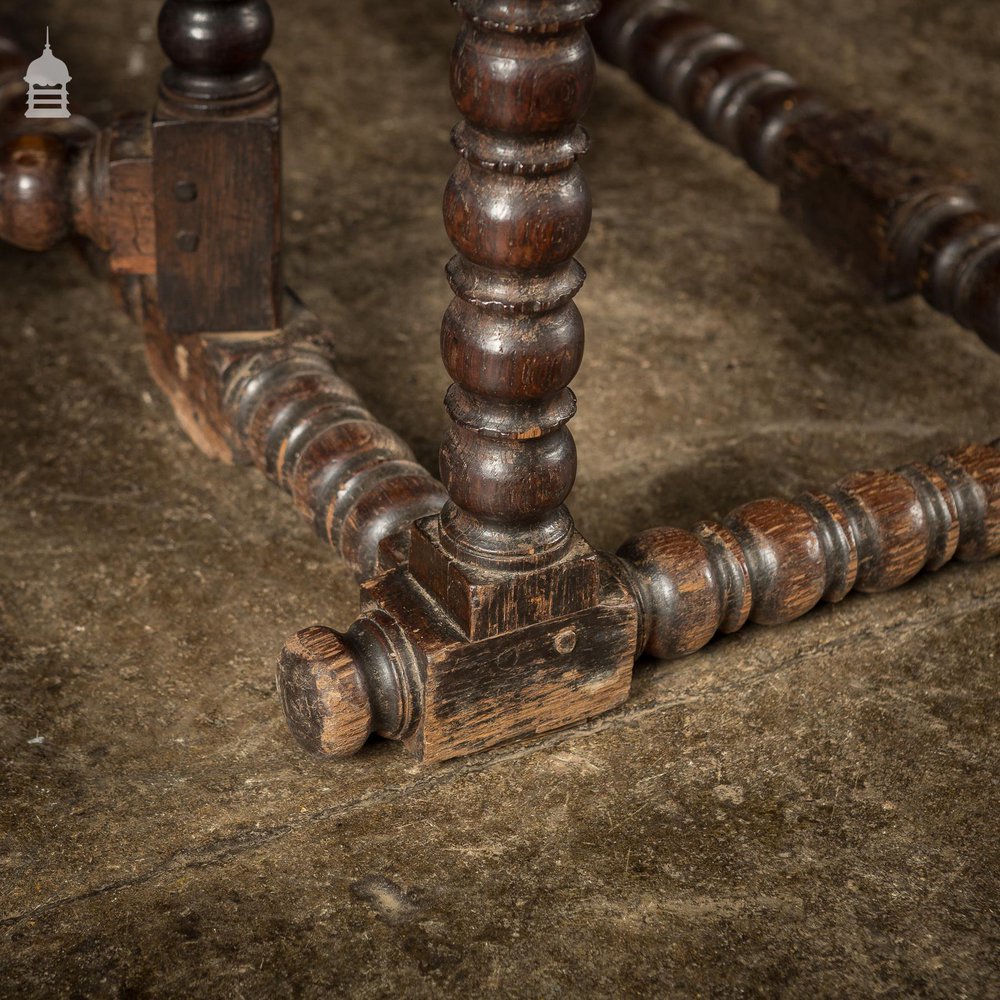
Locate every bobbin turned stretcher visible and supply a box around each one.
[2,1,998,764]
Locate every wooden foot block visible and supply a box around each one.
[279,555,637,764]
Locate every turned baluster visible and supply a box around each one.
[619,441,1000,659]
[589,0,833,180]
[276,0,641,763]
[589,0,1000,352]
[436,0,599,571]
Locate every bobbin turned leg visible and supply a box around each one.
[589,0,1000,352]
[278,0,638,764]
[278,438,1000,763]
[136,0,447,576]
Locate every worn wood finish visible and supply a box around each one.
[437,0,599,570]
[277,0,641,763]
[5,8,1000,765]
[589,0,1000,352]
[280,550,638,764]
[780,114,1000,351]
[618,441,1000,659]
[142,288,447,580]
[0,120,154,268]
[279,436,1000,761]
[0,75,154,273]
[0,131,73,251]
[590,0,830,181]
[153,0,281,335]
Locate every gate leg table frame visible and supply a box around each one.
[0,0,997,764]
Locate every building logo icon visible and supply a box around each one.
[24,28,71,119]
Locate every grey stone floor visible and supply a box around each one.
[1,1,998,996]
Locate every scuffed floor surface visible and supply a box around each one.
[1,0,998,996]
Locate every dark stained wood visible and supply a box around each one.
[0,35,151,264]
[277,0,640,762]
[278,550,637,765]
[5,8,1000,766]
[142,288,447,580]
[589,0,1000,352]
[281,436,1000,761]
[618,441,1000,660]
[437,0,599,570]
[589,0,830,181]
[277,626,376,759]
[779,114,1000,351]
[0,119,155,268]
[152,0,281,335]
[0,132,71,251]
[366,555,636,765]
[79,113,156,275]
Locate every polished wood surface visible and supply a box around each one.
[620,441,1000,659]
[1,4,998,765]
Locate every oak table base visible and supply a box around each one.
[1,2,998,765]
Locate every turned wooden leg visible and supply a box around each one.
[273,3,1000,766]
[589,0,1000,352]
[279,434,1000,762]
[134,0,446,577]
[277,0,639,764]
[5,5,997,767]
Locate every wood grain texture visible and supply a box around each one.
[275,0,639,763]
[277,625,375,758]
[619,441,1000,659]
[152,0,281,335]
[278,552,637,764]
[0,118,154,268]
[589,0,1000,351]
[438,0,599,569]
[142,289,447,580]
[222,322,447,580]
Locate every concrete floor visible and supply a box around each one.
[2,1,999,996]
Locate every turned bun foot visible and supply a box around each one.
[276,626,374,758]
